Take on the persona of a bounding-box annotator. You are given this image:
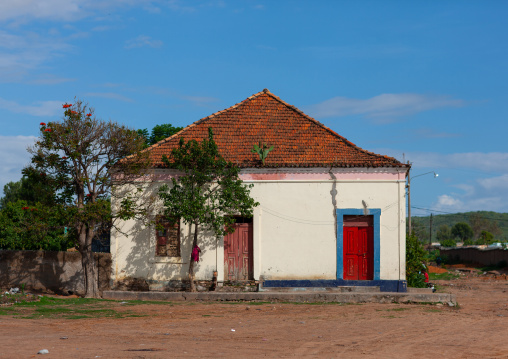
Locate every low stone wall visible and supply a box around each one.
[0,250,111,296]
[440,247,508,267]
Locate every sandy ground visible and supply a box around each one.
[1,274,508,358]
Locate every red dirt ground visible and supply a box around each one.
[1,273,508,358]
[428,265,448,274]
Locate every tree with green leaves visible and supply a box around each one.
[469,212,502,239]
[406,234,427,288]
[159,128,259,292]
[451,222,473,242]
[408,220,429,244]
[477,230,495,245]
[0,200,74,251]
[137,123,183,148]
[26,100,151,297]
[0,171,57,209]
[436,224,452,243]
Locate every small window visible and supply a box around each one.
[155,215,180,257]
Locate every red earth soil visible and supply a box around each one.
[1,271,507,358]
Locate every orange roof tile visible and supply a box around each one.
[146,89,407,169]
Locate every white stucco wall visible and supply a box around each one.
[110,167,407,286]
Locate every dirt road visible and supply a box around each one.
[1,275,508,358]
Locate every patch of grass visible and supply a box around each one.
[0,307,19,315]
[0,293,40,305]
[23,306,122,319]
[425,308,442,313]
[479,265,504,272]
[429,272,460,281]
[2,296,151,320]
[386,308,410,312]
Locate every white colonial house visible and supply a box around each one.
[111,89,410,292]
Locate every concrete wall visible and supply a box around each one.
[111,167,407,287]
[441,247,508,266]
[0,250,111,295]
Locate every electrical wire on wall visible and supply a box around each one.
[261,199,402,226]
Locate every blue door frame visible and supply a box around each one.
[337,208,380,280]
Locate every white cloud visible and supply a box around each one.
[404,152,508,174]
[0,0,83,22]
[0,97,62,116]
[430,172,508,213]
[0,135,36,196]
[0,30,72,83]
[125,35,163,49]
[478,174,508,191]
[306,93,463,122]
[0,0,161,23]
[436,194,463,208]
[377,149,508,212]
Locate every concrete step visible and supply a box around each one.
[102,290,456,305]
[258,286,380,293]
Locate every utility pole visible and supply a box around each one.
[407,162,411,235]
[429,213,433,252]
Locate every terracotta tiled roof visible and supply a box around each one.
[146,89,407,169]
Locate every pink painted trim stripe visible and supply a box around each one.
[239,172,403,180]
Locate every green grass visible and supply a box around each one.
[429,272,460,280]
[1,296,150,320]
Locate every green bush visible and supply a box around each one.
[406,234,427,288]
[441,238,456,247]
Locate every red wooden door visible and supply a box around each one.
[343,226,373,280]
[224,222,253,281]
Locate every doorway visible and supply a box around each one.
[343,215,374,280]
[223,218,253,281]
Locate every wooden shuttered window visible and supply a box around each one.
[155,215,181,257]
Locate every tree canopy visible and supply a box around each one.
[159,128,259,291]
[25,100,151,297]
[451,222,474,242]
[137,123,183,147]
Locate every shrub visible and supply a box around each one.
[406,234,427,288]
[441,238,456,247]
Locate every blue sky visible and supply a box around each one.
[1,1,507,215]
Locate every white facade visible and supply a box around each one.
[110,167,407,288]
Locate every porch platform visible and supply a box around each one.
[102,290,456,305]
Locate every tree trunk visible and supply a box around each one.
[188,222,199,292]
[80,225,99,298]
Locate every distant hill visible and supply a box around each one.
[411,211,508,242]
